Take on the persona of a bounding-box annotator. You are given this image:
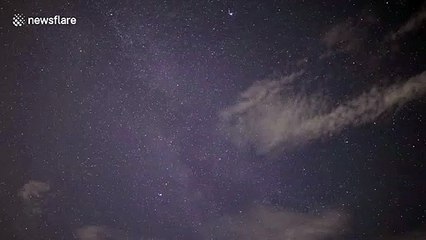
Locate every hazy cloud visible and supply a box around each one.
[18,180,50,200]
[220,71,426,153]
[76,226,107,240]
[18,180,50,216]
[202,205,348,240]
[391,7,426,41]
[321,14,377,58]
[76,226,121,240]
[322,20,361,53]
[75,225,136,240]
[381,225,426,240]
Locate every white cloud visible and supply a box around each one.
[320,14,377,58]
[18,180,50,200]
[76,226,110,240]
[322,20,361,52]
[384,225,426,240]
[202,205,348,240]
[75,225,135,240]
[391,7,426,40]
[220,71,426,153]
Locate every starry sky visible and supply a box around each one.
[1,0,426,239]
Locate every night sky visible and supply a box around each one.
[1,0,426,239]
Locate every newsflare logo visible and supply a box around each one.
[12,13,77,27]
[12,14,26,27]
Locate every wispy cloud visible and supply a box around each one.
[18,180,50,216]
[76,226,109,240]
[220,71,426,153]
[18,180,50,200]
[76,225,158,240]
[383,225,426,240]
[202,205,348,240]
[322,20,362,54]
[75,225,131,240]
[391,6,426,41]
[321,14,378,58]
